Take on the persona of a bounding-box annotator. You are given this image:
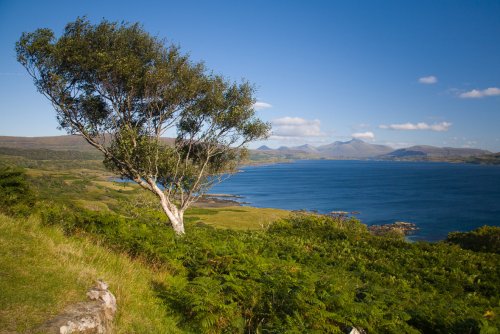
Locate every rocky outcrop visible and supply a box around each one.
[36,280,116,334]
[369,221,418,236]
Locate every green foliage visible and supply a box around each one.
[447,226,500,254]
[39,207,500,333]
[0,167,35,216]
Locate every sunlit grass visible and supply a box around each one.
[186,206,290,230]
[0,214,183,333]
[93,180,136,192]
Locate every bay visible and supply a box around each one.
[210,160,500,241]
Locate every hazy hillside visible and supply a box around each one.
[316,138,393,158]
[290,144,320,154]
[0,135,95,151]
[0,135,175,152]
[466,152,500,165]
[381,145,491,159]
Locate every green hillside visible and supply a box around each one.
[0,214,181,333]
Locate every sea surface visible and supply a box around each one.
[210,160,500,241]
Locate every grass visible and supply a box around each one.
[0,214,183,334]
[186,206,290,230]
[72,199,111,212]
[93,180,136,192]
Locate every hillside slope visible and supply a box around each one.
[0,135,175,152]
[317,138,393,158]
[0,214,182,333]
[0,135,95,152]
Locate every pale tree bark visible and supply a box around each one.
[148,178,186,234]
[158,194,185,235]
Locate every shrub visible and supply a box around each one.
[0,167,35,216]
[447,226,500,254]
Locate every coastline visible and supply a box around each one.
[195,194,246,208]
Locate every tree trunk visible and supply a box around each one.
[169,213,185,235]
[148,179,186,235]
[158,195,185,235]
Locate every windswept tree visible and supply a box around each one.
[16,18,270,234]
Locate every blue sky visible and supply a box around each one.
[1,0,499,151]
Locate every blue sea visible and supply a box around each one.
[210,160,500,241]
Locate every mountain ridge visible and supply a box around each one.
[257,138,394,158]
[0,135,496,163]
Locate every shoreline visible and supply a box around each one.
[195,194,247,208]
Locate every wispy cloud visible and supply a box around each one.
[418,75,438,84]
[270,117,324,139]
[380,142,413,149]
[351,131,375,140]
[462,140,478,148]
[253,101,273,110]
[459,87,500,99]
[379,121,451,132]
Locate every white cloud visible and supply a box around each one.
[351,131,375,140]
[418,75,438,84]
[459,87,500,98]
[379,121,452,132]
[270,117,324,138]
[253,101,273,110]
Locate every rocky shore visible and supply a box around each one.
[368,222,419,236]
[195,193,245,208]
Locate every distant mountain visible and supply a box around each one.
[289,144,319,154]
[253,139,393,158]
[0,135,94,151]
[382,145,491,159]
[316,138,393,158]
[251,139,495,163]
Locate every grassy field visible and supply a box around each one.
[186,206,290,230]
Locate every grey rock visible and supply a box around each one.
[36,280,116,334]
[346,326,367,334]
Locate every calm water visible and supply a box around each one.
[210,160,500,241]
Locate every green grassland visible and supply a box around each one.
[0,214,181,333]
[1,148,499,333]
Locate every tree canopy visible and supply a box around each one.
[16,17,270,234]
